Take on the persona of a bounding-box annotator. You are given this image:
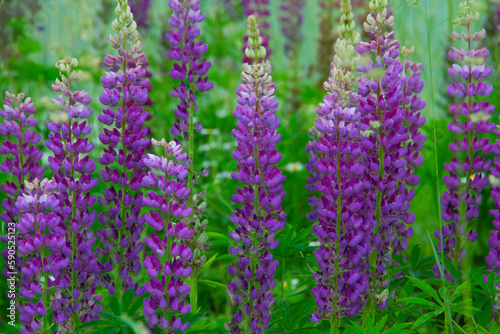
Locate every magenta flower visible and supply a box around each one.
[95,0,150,298]
[435,3,494,279]
[225,16,286,334]
[142,139,193,332]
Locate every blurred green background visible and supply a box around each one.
[0,0,498,332]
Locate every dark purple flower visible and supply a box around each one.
[225,16,286,334]
[435,4,494,279]
[95,0,150,299]
[142,140,192,332]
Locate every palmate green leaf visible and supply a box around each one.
[405,276,442,304]
[478,300,492,327]
[290,299,315,329]
[186,312,207,325]
[449,281,470,304]
[199,279,227,289]
[198,253,218,276]
[101,326,117,334]
[382,323,412,334]
[411,309,443,330]
[206,231,231,242]
[470,268,489,294]
[443,258,462,285]
[372,315,388,332]
[399,297,442,309]
[109,295,121,316]
[487,270,496,296]
[128,294,149,317]
[121,289,135,314]
[276,300,292,330]
[75,319,113,332]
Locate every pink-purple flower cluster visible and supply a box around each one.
[0,92,44,231]
[45,57,101,329]
[356,2,425,302]
[142,139,193,332]
[166,0,213,140]
[435,5,494,278]
[225,16,286,334]
[95,0,150,298]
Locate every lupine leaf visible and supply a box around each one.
[411,312,436,330]
[443,258,462,284]
[399,297,441,309]
[411,244,421,271]
[199,279,226,289]
[109,295,121,316]
[373,315,388,332]
[406,276,442,304]
[198,253,218,276]
[470,268,489,294]
[121,289,135,314]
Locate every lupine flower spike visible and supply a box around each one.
[96,0,150,299]
[45,57,101,329]
[357,0,425,308]
[142,139,193,332]
[225,16,286,334]
[242,0,271,64]
[435,0,495,279]
[0,92,44,278]
[16,179,62,333]
[165,0,213,312]
[310,0,373,326]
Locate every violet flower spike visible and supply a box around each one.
[16,178,66,333]
[44,57,101,329]
[436,1,495,279]
[165,0,213,312]
[310,0,373,324]
[0,91,44,280]
[96,0,150,300]
[225,16,286,334]
[142,139,192,332]
[356,0,426,309]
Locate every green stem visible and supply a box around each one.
[116,44,128,300]
[187,99,198,313]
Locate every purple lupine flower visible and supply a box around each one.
[142,139,192,332]
[309,0,373,323]
[165,0,213,311]
[0,92,44,279]
[435,2,494,278]
[44,57,101,328]
[16,178,67,333]
[279,0,305,58]
[225,16,286,334]
[356,0,425,307]
[242,0,271,64]
[95,0,150,299]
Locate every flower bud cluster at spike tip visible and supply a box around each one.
[356,0,425,307]
[0,91,44,279]
[165,0,213,139]
[242,0,271,64]
[44,57,102,328]
[96,0,150,297]
[142,139,192,332]
[279,0,305,58]
[435,1,495,279]
[309,0,373,322]
[225,16,286,334]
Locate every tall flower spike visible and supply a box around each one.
[165,0,213,312]
[96,0,150,299]
[242,0,271,64]
[0,91,44,279]
[142,139,193,332]
[435,0,494,279]
[310,0,373,326]
[44,57,101,329]
[225,16,286,334]
[356,0,425,308]
[16,178,66,333]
